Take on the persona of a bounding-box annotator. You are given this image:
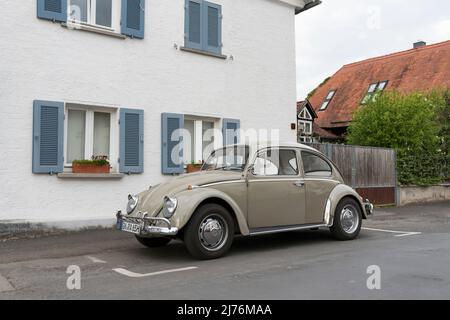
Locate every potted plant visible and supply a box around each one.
[186,161,204,173]
[72,156,111,174]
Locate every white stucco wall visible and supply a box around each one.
[0,0,298,226]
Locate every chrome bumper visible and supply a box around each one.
[116,211,179,237]
[363,199,374,216]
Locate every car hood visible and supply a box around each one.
[135,170,243,217]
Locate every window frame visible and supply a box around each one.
[298,120,312,135]
[184,0,223,56]
[300,150,333,177]
[183,115,221,165]
[319,90,337,111]
[64,103,119,172]
[298,107,312,120]
[361,80,389,105]
[67,0,121,33]
[251,147,300,177]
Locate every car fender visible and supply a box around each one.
[170,188,250,236]
[325,184,367,226]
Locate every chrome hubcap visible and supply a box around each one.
[198,215,228,251]
[340,205,359,234]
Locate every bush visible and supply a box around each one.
[347,90,448,186]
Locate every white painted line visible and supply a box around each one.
[113,266,198,278]
[394,232,422,237]
[86,256,107,264]
[362,227,422,237]
[0,274,15,293]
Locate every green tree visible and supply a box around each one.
[347,91,445,186]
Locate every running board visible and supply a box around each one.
[249,223,328,236]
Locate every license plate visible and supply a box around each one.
[121,221,141,235]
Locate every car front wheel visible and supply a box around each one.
[183,204,235,260]
[330,197,362,240]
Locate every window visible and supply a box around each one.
[361,81,388,104]
[68,0,119,31]
[65,104,117,169]
[301,152,332,176]
[37,0,145,38]
[203,146,249,171]
[298,107,312,120]
[185,0,222,55]
[298,121,312,135]
[253,149,299,176]
[183,118,218,164]
[299,136,313,143]
[319,90,336,111]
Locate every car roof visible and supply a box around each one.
[227,141,320,154]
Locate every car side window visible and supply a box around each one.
[253,149,299,176]
[301,151,332,176]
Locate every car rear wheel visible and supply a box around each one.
[330,197,362,240]
[184,204,235,260]
[135,236,172,248]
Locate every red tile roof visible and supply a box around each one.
[309,40,450,129]
[312,122,338,139]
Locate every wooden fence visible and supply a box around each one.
[306,143,397,205]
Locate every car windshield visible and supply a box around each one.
[202,146,250,171]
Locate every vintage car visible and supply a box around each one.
[116,142,373,260]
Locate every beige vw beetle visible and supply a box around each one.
[116,142,373,260]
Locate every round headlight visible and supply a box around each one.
[126,194,139,215]
[163,196,178,219]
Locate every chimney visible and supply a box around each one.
[413,41,426,49]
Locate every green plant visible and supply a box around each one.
[347,90,448,186]
[72,159,110,166]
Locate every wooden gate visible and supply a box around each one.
[306,143,397,205]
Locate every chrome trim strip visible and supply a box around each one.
[249,224,327,236]
[303,178,341,183]
[247,178,303,183]
[201,180,245,187]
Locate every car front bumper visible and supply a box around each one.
[116,210,179,237]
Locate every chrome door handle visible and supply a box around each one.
[293,180,305,187]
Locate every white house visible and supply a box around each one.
[0,0,321,231]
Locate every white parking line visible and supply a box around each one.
[113,266,198,278]
[362,227,422,237]
[0,274,15,293]
[86,256,107,264]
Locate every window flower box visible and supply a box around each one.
[186,163,203,174]
[72,159,111,174]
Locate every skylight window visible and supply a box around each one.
[319,90,336,111]
[361,81,389,104]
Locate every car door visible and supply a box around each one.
[247,148,306,229]
[300,151,340,224]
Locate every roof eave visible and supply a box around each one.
[295,0,322,14]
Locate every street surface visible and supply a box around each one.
[0,201,449,299]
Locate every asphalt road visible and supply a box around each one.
[0,201,449,300]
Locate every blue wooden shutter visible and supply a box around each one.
[203,1,222,54]
[223,119,240,146]
[37,0,67,22]
[185,0,203,50]
[32,100,64,174]
[121,0,145,39]
[162,113,184,174]
[120,108,144,174]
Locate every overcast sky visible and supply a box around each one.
[295,0,450,99]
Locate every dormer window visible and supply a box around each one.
[319,90,336,111]
[362,81,388,104]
